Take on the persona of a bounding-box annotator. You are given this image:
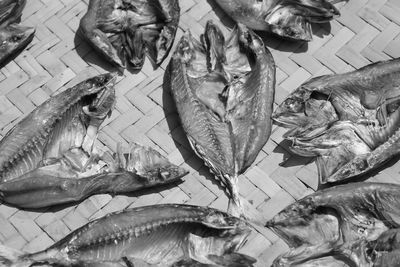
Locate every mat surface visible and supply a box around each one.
[0,0,399,266]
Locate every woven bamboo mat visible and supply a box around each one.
[0,0,400,266]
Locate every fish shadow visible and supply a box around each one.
[274,139,314,168]
[162,64,233,195]
[311,22,333,39]
[318,155,400,190]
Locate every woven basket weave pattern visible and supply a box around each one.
[0,0,399,266]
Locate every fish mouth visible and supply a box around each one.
[273,59,400,183]
[82,73,117,119]
[268,183,399,266]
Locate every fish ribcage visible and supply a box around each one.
[71,222,190,264]
[44,102,87,159]
[0,135,45,182]
[0,101,86,182]
[66,212,207,264]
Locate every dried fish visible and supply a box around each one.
[80,0,180,70]
[169,21,275,217]
[214,0,342,41]
[273,58,400,183]
[267,182,400,267]
[0,74,187,208]
[0,204,255,266]
[0,0,35,65]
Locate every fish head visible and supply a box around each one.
[0,24,34,63]
[266,195,336,248]
[124,143,188,186]
[274,66,400,183]
[83,73,117,120]
[273,82,338,138]
[192,208,252,257]
[268,183,400,266]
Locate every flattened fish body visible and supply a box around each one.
[8,204,253,266]
[214,0,342,41]
[170,51,235,179]
[0,144,188,209]
[170,21,275,217]
[0,75,110,181]
[273,58,400,183]
[267,182,400,266]
[80,0,180,70]
[0,74,114,182]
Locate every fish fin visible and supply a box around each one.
[125,142,188,180]
[227,196,267,226]
[265,5,312,41]
[207,253,257,267]
[316,154,348,184]
[0,245,31,267]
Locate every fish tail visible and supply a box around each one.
[0,245,32,267]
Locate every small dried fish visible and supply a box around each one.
[0,204,255,266]
[169,21,275,218]
[267,182,400,267]
[273,58,400,184]
[80,0,180,70]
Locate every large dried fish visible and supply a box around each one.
[213,0,342,41]
[0,74,187,208]
[0,204,255,266]
[0,0,35,65]
[169,21,275,217]
[267,182,400,266]
[80,0,180,70]
[273,58,400,184]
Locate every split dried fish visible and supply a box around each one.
[267,182,400,267]
[0,0,35,65]
[80,0,180,70]
[169,21,275,218]
[273,58,400,184]
[0,204,256,266]
[213,0,342,41]
[0,74,187,208]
